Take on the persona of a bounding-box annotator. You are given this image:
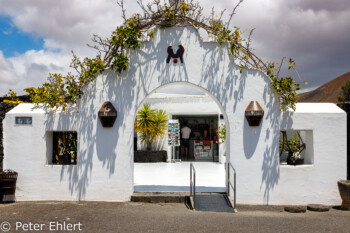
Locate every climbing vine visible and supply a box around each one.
[5,0,306,110]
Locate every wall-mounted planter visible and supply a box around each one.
[98,102,117,127]
[245,101,264,127]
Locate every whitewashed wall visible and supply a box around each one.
[274,104,347,205]
[3,26,347,204]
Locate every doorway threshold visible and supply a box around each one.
[134,162,226,192]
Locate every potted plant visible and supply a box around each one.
[134,103,168,162]
[54,132,77,165]
[68,135,77,164]
[279,133,305,165]
[215,124,226,144]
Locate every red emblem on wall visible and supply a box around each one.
[166,45,185,64]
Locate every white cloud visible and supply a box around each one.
[0,51,18,85]
[0,50,71,94]
[0,0,124,51]
[0,0,129,95]
[0,0,350,95]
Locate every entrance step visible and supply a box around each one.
[131,192,188,203]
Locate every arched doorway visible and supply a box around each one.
[132,82,230,192]
[72,25,279,202]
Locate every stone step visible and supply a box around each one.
[131,192,225,203]
[131,192,189,203]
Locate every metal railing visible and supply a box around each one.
[227,162,237,211]
[190,162,196,209]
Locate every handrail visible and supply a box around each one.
[190,162,196,209]
[227,162,237,210]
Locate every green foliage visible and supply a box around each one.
[215,124,226,144]
[279,135,302,154]
[71,52,105,83]
[2,89,23,104]
[20,0,303,111]
[3,89,17,98]
[24,73,78,109]
[179,2,190,16]
[54,132,77,164]
[110,16,142,50]
[24,52,105,109]
[24,15,142,109]
[271,76,300,110]
[147,29,155,39]
[112,54,129,74]
[152,109,169,139]
[215,26,242,48]
[164,3,176,22]
[135,103,168,151]
[267,59,304,110]
[279,134,304,164]
[338,81,350,103]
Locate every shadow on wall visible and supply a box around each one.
[200,41,240,109]
[132,28,191,91]
[42,69,137,200]
[132,26,283,204]
[133,27,242,109]
[40,26,282,200]
[259,83,283,204]
[243,118,262,160]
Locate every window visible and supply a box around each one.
[15,117,32,125]
[47,131,77,165]
[279,130,313,165]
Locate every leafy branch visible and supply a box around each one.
[12,0,305,110]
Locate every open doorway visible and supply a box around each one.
[133,83,228,192]
[172,114,219,162]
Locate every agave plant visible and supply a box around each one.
[135,103,168,151]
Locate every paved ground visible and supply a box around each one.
[0,202,350,233]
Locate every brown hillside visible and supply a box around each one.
[298,72,350,103]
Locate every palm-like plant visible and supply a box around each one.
[135,103,168,151]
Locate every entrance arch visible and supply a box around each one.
[76,25,280,202]
[133,81,231,159]
[133,82,231,192]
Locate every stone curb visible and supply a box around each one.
[284,206,306,213]
[307,204,330,212]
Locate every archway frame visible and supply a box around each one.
[133,81,231,158]
[75,25,280,201]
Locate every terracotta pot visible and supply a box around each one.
[338,180,350,210]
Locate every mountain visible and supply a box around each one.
[298,72,350,103]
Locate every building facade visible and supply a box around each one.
[3,26,347,204]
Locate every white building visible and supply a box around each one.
[3,26,347,205]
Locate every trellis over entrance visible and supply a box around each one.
[3,25,346,205]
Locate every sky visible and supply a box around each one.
[0,0,349,96]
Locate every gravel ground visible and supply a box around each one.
[0,202,349,233]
